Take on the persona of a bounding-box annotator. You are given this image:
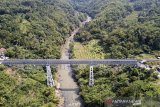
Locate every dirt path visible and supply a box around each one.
[56,16,91,107]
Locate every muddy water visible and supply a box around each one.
[57,16,91,107]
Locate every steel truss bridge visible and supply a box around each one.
[1,59,158,86]
[1,59,138,65]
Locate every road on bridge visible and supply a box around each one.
[1,59,138,65]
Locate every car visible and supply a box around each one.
[140,60,146,64]
[0,55,9,60]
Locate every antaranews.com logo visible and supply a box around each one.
[104,97,141,107]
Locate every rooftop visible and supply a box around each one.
[0,48,6,53]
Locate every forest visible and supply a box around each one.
[0,0,85,106]
[0,0,86,59]
[72,0,160,106]
[71,65,160,107]
[0,0,160,106]
[74,0,160,58]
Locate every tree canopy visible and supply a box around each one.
[0,0,86,106]
[74,0,160,58]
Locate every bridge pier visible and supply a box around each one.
[89,65,94,86]
[46,65,55,87]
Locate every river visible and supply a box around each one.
[56,16,91,107]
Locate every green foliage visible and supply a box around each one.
[74,0,160,58]
[0,0,86,106]
[71,1,160,105]
[0,0,86,59]
[0,65,6,71]
[0,66,58,106]
[72,65,160,106]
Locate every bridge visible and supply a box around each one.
[2,59,159,86]
[0,59,139,86]
[1,59,138,65]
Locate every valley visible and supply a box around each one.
[56,15,91,107]
[0,0,160,107]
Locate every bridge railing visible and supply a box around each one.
[1,59,138,65]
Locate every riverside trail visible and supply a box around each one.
[56,16,91,107]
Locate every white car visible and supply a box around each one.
[140,60,146,64]
[0,56,9,60]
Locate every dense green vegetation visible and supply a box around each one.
[74,0,160,58]
[0,0,85,59]
[1,0,160,106]
[71,0,160,106]
[72,65,160,107]
[71,37,160,107]
[0,65,58,106]
[71,0,131,17]
[0,0,85,106]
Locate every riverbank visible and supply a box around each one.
[55,16,91,107]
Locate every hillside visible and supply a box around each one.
[74,0,160,59]
[71,0,134,17]
[0,0,160,106]
[0,0,86,59]
[0,0,85,106]
[71,0,160,106]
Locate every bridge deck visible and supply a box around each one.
[1,59,138,65]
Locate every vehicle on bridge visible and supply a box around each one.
[0,55,9,60]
